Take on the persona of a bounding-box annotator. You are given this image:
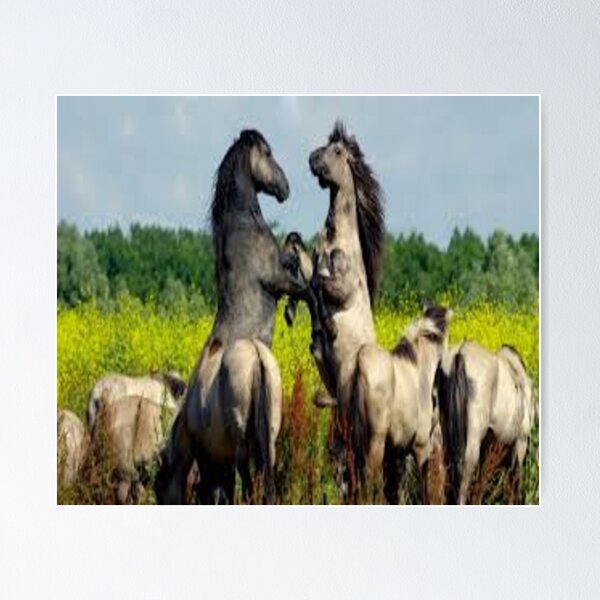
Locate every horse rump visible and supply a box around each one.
[343,366,370,501]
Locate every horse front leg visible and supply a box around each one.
[363,435,385,503]
[413,442,431,505]
[383,441,403,505]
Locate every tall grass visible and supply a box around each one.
[57,294,539,504]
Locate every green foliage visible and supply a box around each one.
[57,221,109,307]
[86,223,215,306]
[58,222,539,311]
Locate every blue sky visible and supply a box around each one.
[57,96,539,248]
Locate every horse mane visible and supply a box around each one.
[404,306,449,346]
[329,121,385,304]
[424,305,449,336]
[210,129,268,291]
[392,337,417,364]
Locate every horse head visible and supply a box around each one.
[241,129,289,202]
[309,122,355,192]
[309,121,384,304]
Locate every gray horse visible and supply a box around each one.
[156,130,302,504]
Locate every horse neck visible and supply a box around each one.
[216,169,266,269]
[213,168,278,344]
[326,185,362,256]
[230,168,262,222]
[416,340,442,390]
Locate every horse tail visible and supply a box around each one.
[251,344,276,503]
[349,358,369,488]
[438,350,469,504]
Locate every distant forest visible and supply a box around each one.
[57,221,539,312]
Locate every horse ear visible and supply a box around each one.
[446,307,454,322]
[420,297,433,313]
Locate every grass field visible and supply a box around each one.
[57,295,539,504]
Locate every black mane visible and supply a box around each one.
[392,336,417,364]
[424,305,449,336]
[329,121,385,305]
[210,129,268,291]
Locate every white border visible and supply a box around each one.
[5,1,599,595]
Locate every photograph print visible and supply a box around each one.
[57,95,539,505]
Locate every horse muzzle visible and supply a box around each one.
[276,179,290,202]
[272,164,290,202]
[309,148,327,177]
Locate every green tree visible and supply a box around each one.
[380,232,446,307]
[472,230,537,308]
[57,221,108,307]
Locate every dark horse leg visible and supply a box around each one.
[195,458,235,505]
[237,439,254,503]
[217,462,236,505]
[383,439,403,505]
[154,411,196,505]
[299,282,338,397]
[419,459,430,505]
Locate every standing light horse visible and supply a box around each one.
[435,341,536,504]
[155,130,302,504]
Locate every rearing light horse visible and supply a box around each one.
[155,130,301,504]
[305,123,450,503]
[306,122,388,499]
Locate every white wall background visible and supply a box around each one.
[1,2,598,598]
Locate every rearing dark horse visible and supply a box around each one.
[155,130,301,504]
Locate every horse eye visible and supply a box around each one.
[264,146,271,157]
[334,146,342,156]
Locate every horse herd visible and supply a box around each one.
[57,122,537,505]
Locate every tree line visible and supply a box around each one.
[57,221,538,312]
